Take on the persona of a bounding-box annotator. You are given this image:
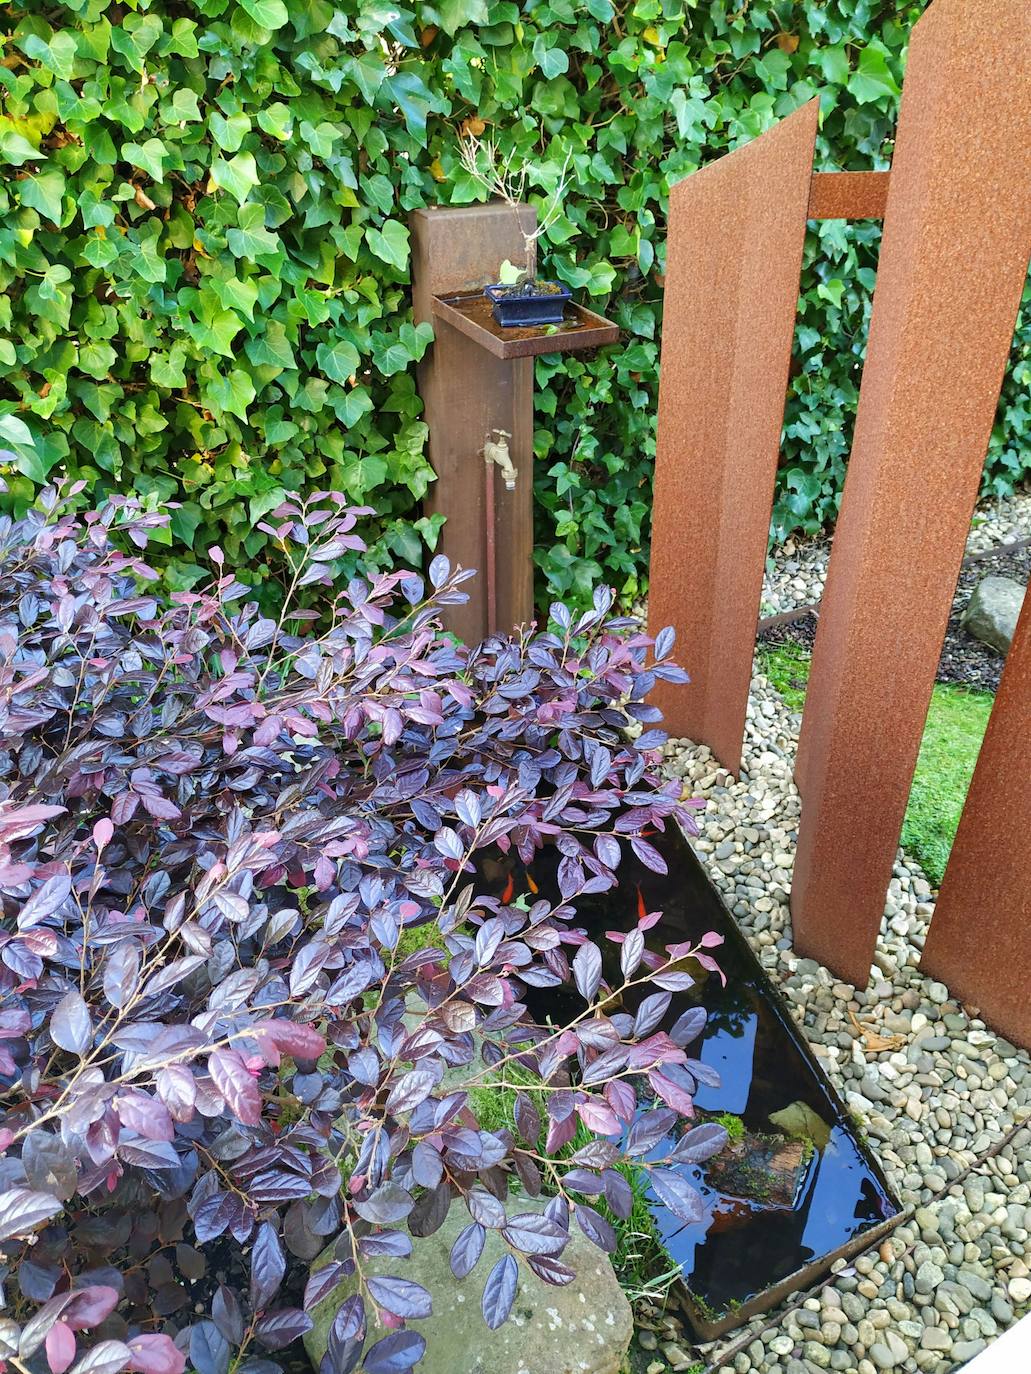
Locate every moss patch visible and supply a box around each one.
[756,644,992,886]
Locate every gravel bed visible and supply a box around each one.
[757,489,1031,693]
[633,654,1031,1374]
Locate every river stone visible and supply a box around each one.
[303,1200,633,1374]
[961,575,1025,655]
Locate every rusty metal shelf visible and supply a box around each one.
[432,290,619,360]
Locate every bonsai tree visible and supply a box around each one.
[457,132,572,300]
[0,480,726,1374]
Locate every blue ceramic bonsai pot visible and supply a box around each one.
[485,280,572,327]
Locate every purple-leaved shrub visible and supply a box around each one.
[0,483,727,1374]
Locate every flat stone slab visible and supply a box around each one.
[304,1199,633,1374]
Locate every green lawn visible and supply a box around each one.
[758,643,993,887]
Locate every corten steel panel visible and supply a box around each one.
[920,591,1031,1047]
[647,100,818,771]
[807,172,890,220]
[411,205,536,644]
[790,0,1031,987]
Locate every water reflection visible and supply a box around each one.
[480,824,899,1328]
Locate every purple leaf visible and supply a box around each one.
[630,837,668,874]
[685,1057,721,1089]
[654,625,675,661]
[449,1222,486,1279]
[649,1065,698,1116]
[633,991,671,1038]
[354,1183,414,1226]
[156,1065,196,1122]
[63,1287,120,1331]
[304,1264,343,1312]
[331,1294,366,1346]
[671,1123,728,1164]
[513,1093,541,1146]
[50,990,92,1056]
[668,1007,707,1047]
[558,1168,604,1197]
[69,1342,131,1374]
[46,1321,75,1374]
[253,1309,313,1350]
[363,1331,427,1374]
[367,1276,432,1320]
[212,1285,244,1345]
[481,1254,518,1330]
[527,1255,576,1286]
[620,928,644,979]
[188,1324,229,1374]
[626,1109,677,1158]
[114,1091,173,1142]
[359,1232,413,1259]
[602,1170,634,1220]
[124,1336,185,1374]
[384,1069,436,1116]
[0,1187,63,1242]
[575,1204,616,1253]
[208,1048,262,1125]
[410,1142,443,1189]
[572,942,602,1002]
[649,1167,706,1225]
[250,1222,286,1312]
[465,1186,506,1229]
[500,1213,568,1256]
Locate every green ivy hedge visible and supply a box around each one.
[1,0,1027,606]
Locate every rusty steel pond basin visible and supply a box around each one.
[477,823,901,1340]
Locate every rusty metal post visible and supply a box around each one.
[790,0,1031,985]
[411,205,536,644]
[920,591,1031,1047]
[648,101,818,771]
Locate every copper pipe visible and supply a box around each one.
[485,456,497,637]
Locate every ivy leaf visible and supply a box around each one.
[238,0,289,30]
[847,44,900,105]
[364,221,410,272]
[211,152,259,206]
[437,0,488,36]
[532,35,569,79]
[123,138,167,183]
[316,341,361,384]
[815,44,850,85]
[226,204,278,257]
[1,131,44,165]
[0,413,34,447]
[18,168,66,223]
[210,112,251,152]
[204,369,256,422]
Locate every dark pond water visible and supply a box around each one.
[480,823,899,1334]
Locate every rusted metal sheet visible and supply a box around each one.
[791,0,1031,986]
[648,100,819,771]
[920,591,1031,1047]
[807,172,890,220]
[411,204,536,643]
[432,293,618,359]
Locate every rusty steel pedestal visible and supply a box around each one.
[411,204,617,644]
[412,204,536,645]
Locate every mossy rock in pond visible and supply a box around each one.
[304,1199,633,1374]
[705,1131,810,1210]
